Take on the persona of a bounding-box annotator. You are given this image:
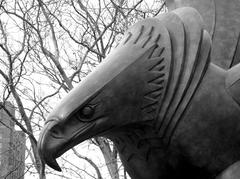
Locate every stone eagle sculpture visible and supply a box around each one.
[38,7,240,179]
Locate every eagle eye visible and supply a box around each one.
[79,105,94,119]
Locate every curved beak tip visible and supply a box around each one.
[47,158,62,172]
[38,129,62,172]
[38,146,62,172]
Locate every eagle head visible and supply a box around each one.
[37,18,170,171]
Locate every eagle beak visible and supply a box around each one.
[38,118,96,172]
[38,119,62,171]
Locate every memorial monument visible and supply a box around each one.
[38,2,240,179]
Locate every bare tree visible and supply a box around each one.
[0,0,166,178]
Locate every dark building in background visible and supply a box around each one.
[0,102,25,179]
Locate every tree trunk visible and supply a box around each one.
[95,138,119,179]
